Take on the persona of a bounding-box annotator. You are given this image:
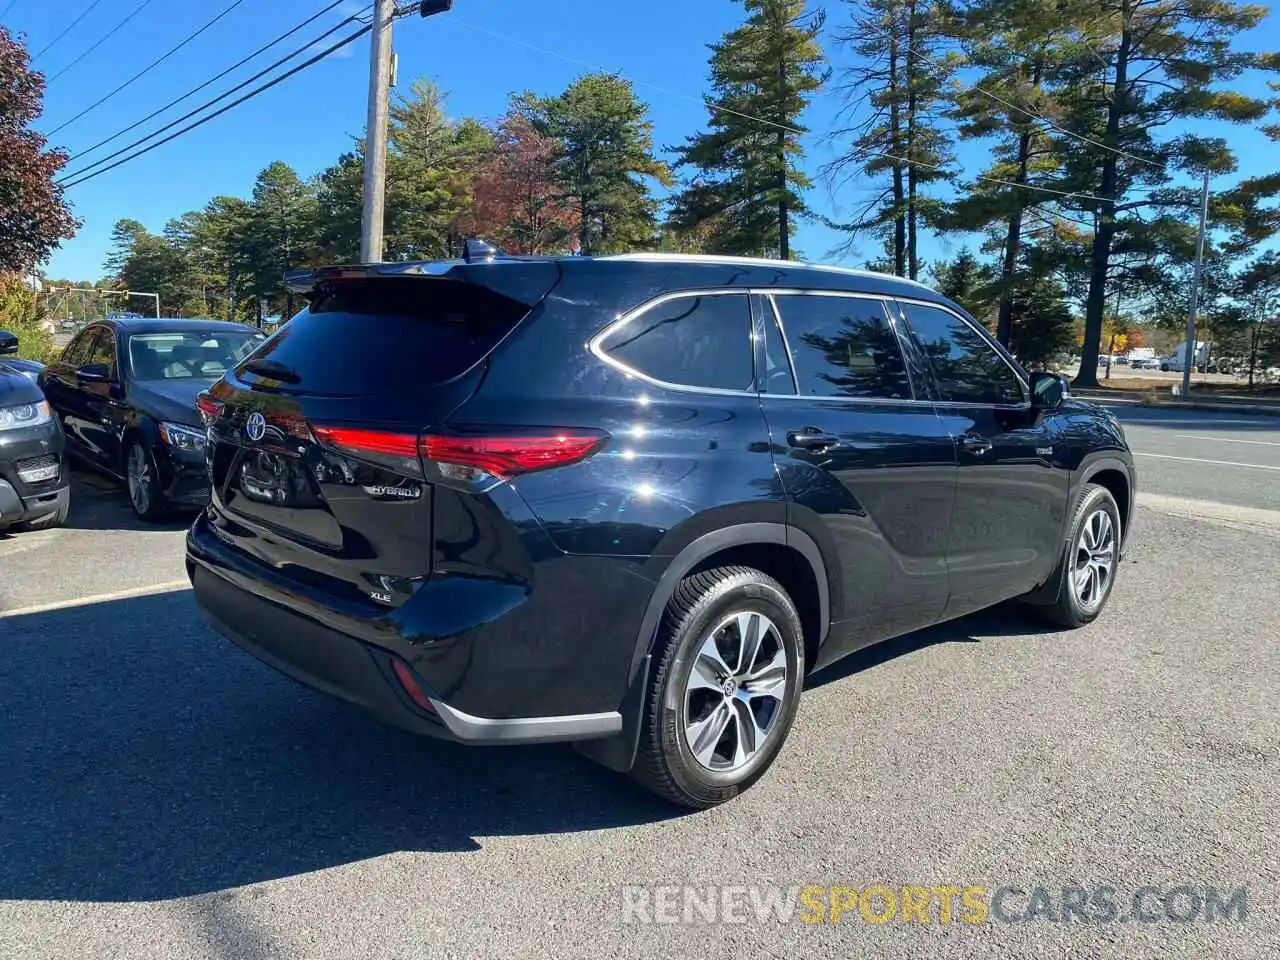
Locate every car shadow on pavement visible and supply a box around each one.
[805,606,1059,690]
[0,590,679,903]
[61,473,194,533]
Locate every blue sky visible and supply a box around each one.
[5,0,1278,281]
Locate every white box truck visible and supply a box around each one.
[1159,341,1210,372]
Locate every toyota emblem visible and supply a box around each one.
[245,412,267,442]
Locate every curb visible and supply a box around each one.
[1072,392,1280,417]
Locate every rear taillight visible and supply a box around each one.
[312,426,424,478]
[311,425,607,488]
[422,432,606,487]
[196,392,223,424]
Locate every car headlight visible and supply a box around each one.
[0,400,53,431]
[158,421,206,453]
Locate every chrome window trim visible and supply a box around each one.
[589,285,1030,409]
[588,289,760,397]
[893,296,1031,403]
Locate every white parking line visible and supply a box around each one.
[1174,434,1280,446]
[0,580,191,620]
[1133,452,1280,471]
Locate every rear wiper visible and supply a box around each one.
[241,358,301,384]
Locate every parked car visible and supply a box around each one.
[187,250,1136,809]
[1130,357,1159,370]
[0,356,45,382]
[39,318,266,521]
[0,330,70,531]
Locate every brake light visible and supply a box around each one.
[196,392,223,423]
[423,432,606,483]
[312,426,423,478]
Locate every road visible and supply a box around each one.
[1,405,1277,959]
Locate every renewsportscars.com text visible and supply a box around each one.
[620,884,1249,925]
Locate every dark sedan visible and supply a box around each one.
[39,318,266,521]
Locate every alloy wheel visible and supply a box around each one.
[1072,508,1116,613]
[682,610,788,773]
[128,445,152,516]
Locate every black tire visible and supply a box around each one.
[125,440,169,522]
[631,566,805,809]
[1031,483,1123,629]
[15,495,70,531]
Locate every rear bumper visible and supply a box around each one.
[187,523,624,745]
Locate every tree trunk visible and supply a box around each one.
[1249,317,1260,389]
[1075,5,1131,389]
[905,0,918,280]
[888,27,906,277]
[997,57,1043,347]
[777,49,790,261]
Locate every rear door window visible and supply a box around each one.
[598,293,754,391]
[773,294,913,400]
[239,279,532,394]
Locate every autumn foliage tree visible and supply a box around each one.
[470,111,578,254]
[0,27,78,275]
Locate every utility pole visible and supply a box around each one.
[1181,170,1211,400]
[359,1,452,263]
[360,0,396,263]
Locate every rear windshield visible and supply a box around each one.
[239,279,530,393]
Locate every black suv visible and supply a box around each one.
[0,330,70,531]
[187,252,1135,808]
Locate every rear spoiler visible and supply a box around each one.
[284,254,563,309]
[284,261,457,295]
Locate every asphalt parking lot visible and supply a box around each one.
[1,404,1278,959]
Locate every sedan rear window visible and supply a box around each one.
[239,279,529,394]
[129,331,264,381]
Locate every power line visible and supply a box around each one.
[0,2,21,21]
[59,9,366,182]
[63,0,349,163]
[30,0,106,63]
[455,18,1114,206]
[872,23,1163,171]
[47,0,250,135]
[42,0,155,84]
[61,23,374,190]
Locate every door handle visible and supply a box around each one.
[962,435,993,456]
[788,428,840,451]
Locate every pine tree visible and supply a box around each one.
[942,0,1083,346]
[1047,0,1280,387]
[668,0,827,259]
[931,247,997,322]
[522,74,671,255]
[825,0,953,279]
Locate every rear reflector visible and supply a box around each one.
[391,659,436,713]
[423,433,605,480]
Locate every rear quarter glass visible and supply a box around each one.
[243,278,533,394]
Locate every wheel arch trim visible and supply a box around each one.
[627,522,830,685]
[577,522,829,774]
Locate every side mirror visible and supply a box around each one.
[77,362,111,383]
[1030,371,1069,411]
[0,330,18,356]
